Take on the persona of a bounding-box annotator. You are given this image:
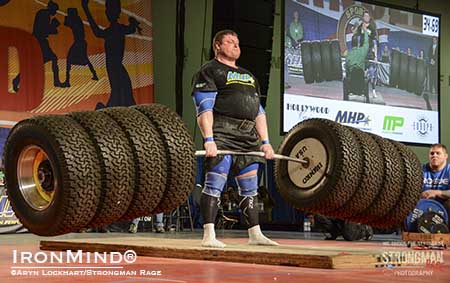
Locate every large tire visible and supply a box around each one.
[399,52,408,90]
[274,119,363,212]
[69,111,135,227]
[132,104,196,213]
[320,40,332,81]
[415,59,426,96]
[326,129,384,218]
[330,40,342,80]
[301,42,314,84]
[390,49,400,87]
[370,141,422,227]
[352,135,404,225]
[100,107,167,220]
[3,115,102,236]
[406,56,417,93]
[311,41,323,83]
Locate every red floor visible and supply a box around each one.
[1,233,449,283]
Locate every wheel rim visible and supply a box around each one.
[17,145,57,211]
[287,137,328,189]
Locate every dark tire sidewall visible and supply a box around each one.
[276,122,338,209]
[4,124,66,235]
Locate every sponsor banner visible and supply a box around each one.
[0,128,10,168]
[0,169,26,233]
[284,94,438,144]
[285,47,302,75]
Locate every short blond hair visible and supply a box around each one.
[212,29,238,56]
[431,143,448,154]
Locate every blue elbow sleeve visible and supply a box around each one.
[258,104,265,116]
[193,91,217,116]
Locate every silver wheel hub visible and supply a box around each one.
[287,138,328,189]
[17,145,57,211]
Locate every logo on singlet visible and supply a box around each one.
[226,71,255,87]
[195,82,206,88]
[423,178,449,186]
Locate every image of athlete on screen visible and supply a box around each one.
[352,11,378,99]
[428,36,438,94]
[344,25,370,102]
[282,0,439,131]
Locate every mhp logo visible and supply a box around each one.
[383,116,404,132]
[335,111,370,125]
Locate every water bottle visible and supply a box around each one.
[304,217,311,232]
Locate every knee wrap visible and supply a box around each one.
[239,196,259,228]
[202,155,232,197]
[202,172,227,197]
[200,193,220,224]
[237,163,259,175]
[236,174,258,197]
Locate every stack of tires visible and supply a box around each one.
[390,49,426,96]
[301,40,342,83]
[274,118,423,228]
[2,104,196,236]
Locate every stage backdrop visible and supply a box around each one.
[0,0,153,233]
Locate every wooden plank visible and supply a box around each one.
[402,232,450,244]
[39,237,404,269]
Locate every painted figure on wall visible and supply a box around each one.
[82,0,141,109]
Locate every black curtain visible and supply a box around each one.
[175,0,185,116]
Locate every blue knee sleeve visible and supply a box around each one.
[202,155,232,197]
[203,173,227,197]
[236,174,258,197]
[211,155,232,174]
[238,163,259,175]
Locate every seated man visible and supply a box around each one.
[422,144,450,216]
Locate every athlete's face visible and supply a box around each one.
[216,34,240,61]
[363,12,370,24]
[429,146,448,170]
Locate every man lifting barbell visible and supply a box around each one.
[344,26,370,102]
[191,29,278,248]
[353,10,378,98]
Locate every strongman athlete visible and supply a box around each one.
[192,30,278,248]
[422,144,450,215]
[353,11,378,98]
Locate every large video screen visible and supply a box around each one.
[283,0,440,144]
